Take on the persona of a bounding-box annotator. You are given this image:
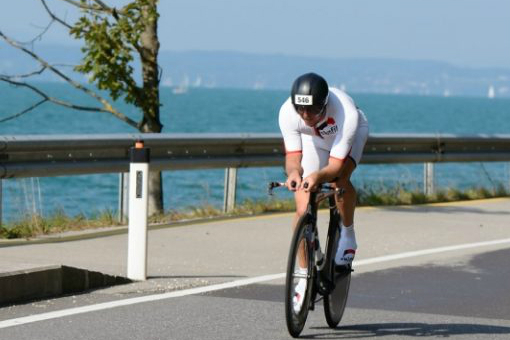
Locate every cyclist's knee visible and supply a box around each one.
[294,191,309,217]
[334,179,356,206]
[295,203,307,217]
[335,178,355,194]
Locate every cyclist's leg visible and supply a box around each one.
[296,135,329,206]
[334,159,357,226]
[333,125,368,265]
[293,135,329,265]
[293,190,310,269]
[334,159,358,265]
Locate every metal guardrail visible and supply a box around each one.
[1,133,510,179]
[0,133,509,220]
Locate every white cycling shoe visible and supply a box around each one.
[335,233,357,266]
[292,275,307,313]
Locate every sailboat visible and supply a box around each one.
[488,85,495,99]
[173,75,189,94]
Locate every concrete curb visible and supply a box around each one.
[0,265,131,306]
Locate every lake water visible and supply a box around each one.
[0,83,509,221]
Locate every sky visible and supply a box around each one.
[0,0,509,69]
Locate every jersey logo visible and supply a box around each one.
[316,117,338,137]
[294,95,313,105]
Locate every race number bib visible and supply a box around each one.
[294,95,313,105]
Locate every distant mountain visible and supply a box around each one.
[1,44,509,97]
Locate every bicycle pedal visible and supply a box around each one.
[316,271,335,295]
[315,258,325,271]
[334,264,353,273]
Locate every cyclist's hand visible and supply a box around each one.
[286,172,302,192]
[302,173,319,192]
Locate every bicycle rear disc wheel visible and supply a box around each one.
[285,216,314,338]
[323,225,351,328]
[324,268,351,328]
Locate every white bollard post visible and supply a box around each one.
[223,167,238,213]
[0,179,2,226]
[118,172,129,224]
[127,140,150,281]
[424,162,435,196]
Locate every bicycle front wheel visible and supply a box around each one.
[285,215,314,338]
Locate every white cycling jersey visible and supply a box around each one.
[279,88,369,176]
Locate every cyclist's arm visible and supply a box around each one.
[329,94,359,160]
[284,152,303,191]
[285,152,303,176]
[315,157,345,183]
[279,100,304,189]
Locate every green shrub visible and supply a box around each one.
[1,185,508,239]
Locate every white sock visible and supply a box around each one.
[296,268,307,292]
[335,223,357,265]
[341,223,355,238]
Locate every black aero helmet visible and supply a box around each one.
[291,72,329,111]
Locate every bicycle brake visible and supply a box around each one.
[267,182,275,196]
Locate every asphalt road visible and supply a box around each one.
[1,198,509,339]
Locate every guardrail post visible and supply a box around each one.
[127,141,150,281]
[223,167,238,213]
[424,162,435,196]
[0,179,2,226]
[118,172,129,224]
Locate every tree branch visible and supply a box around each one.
[0,30,138,129]
[1,66,47,79]
[0,99,48,123]
[2,77,105,112]
[40,0,73,30]
[50,0,142,54]
[1,64,77,80]
[59,0,105,12]
[92,0,113,11]
[0,77,139,127]
[59,0,126,16]
[22,20,56,45]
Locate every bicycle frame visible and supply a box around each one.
[271,181,353,336]
[268,182,345,296]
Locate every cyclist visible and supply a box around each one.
[278,72,369,311]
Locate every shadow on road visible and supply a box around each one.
[383,205,510,215]
[148,274,246,279]
[348,248,510,321]
[306,322,510,338]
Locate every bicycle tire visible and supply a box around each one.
[285,214,314,338]
[323,224,351,328]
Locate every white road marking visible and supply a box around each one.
[354,238,510,266]
[2,237,510,329]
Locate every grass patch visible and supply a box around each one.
[0,208,121,239]
[1,185,508,239]
[357,184,509,207]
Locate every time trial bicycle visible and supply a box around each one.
[268,181,352,338]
